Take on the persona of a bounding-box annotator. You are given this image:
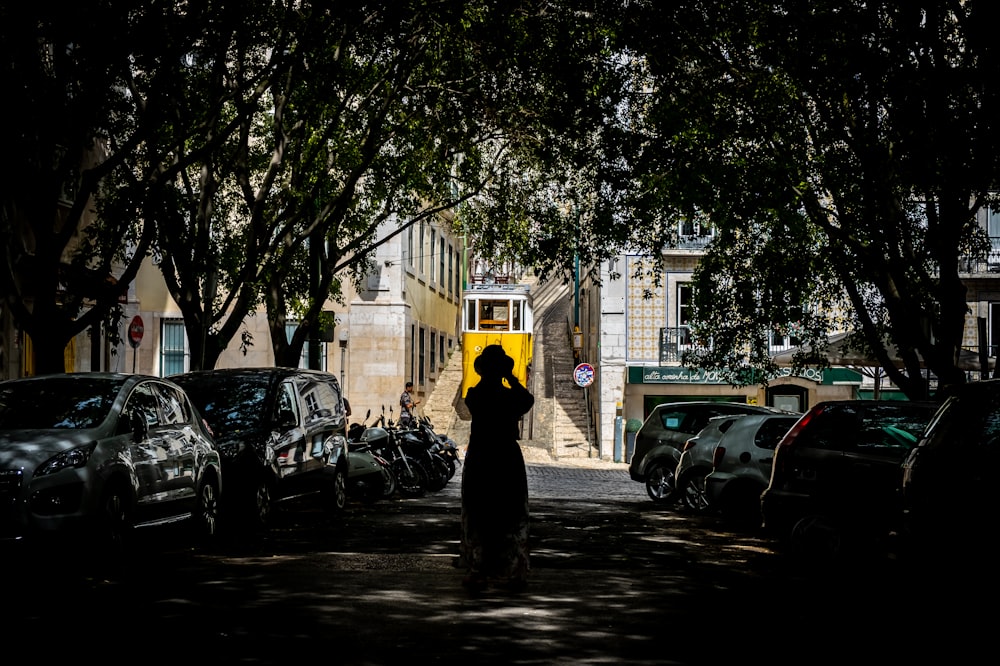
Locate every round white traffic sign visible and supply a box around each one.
[574,362,595,388]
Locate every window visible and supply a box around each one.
[407,225,414,267]
[409,324,416,383]
[478,299,510,331]
[679,219,713,238]
[419,327,426,383]
[430,229,437,282]
[448,245,454,295]
[677,284,693,344]
[430,331,437,374]
[160,319,188,377]
[286,322,327,370]
[419,221,426,274]
[155,384,189,425]
[988,206,1000,271]
[440,334,446,367]
[298,373,342,423]
[466,300,477,331]
[439,236,446,287]
[128,383,160,427]
[274,382,299,424]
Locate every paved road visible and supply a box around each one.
[6,458,991,665]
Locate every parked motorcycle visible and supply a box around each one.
[361,410,427,498]
[346,410,396,502]
[396,423,451,492]
[418,416,461,480]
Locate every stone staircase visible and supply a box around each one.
[421,342,466,437]
[422,273,595,460]
[530,276,595,459]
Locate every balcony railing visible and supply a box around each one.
[659,327,804,364]
[959,236,1000,274]
[659,327,691,363]
[674,234,713,251]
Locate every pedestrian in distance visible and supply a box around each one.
[459,344,535,592]
[399,381,419,427]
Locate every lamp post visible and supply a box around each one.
[338,328,349,390]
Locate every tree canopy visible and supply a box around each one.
[616,0,1000,400]
[5,1,1000,398]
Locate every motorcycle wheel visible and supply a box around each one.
[440,452,457,480]
[379,461,397,498]
[423,454,450,492]
[392,457,426,498]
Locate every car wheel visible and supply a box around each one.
[790,514,843,561]
[645,462,677,503]
[193,476,221,540]
[677,466,712,512]
[324,464,349,514]
[249,476,275,529]
[95,483,132,556]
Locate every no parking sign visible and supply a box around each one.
[128,315,145,348]
[573,362,595,388]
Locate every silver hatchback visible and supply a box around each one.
[704,413,800,528]
[0,373,222,551]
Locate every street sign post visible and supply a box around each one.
[128,315,144,373]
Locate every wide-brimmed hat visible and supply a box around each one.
[473,344,515,378]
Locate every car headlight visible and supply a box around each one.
[35,443,98,477]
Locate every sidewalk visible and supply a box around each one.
[449,417,626,470]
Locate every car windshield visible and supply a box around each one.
[0,377,122,429]
[175,374,271,434]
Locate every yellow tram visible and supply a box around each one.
[460,283,534,398]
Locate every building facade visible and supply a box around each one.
[580,203,1000,461]
[0,214,465,428]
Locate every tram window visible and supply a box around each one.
[479,299,510,331]
[512,301,522,332]
[466,302,477,331]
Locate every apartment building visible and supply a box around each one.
[1,214,465,422]
[579,205,1000,460]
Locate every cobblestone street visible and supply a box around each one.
[6,455,991,665]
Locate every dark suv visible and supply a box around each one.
[761,399,938,557]
[628,401,776,502]
[172,368,350,528]
[901,380,1000,562]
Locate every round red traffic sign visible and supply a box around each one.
[128,315,145,348]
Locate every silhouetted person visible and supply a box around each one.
[460,344,534,591]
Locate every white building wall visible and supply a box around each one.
[597,259,628,460]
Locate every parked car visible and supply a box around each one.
[901,380,1000,562]
[704,413,800,528]
[172,367,350,528]
[0,373,222,551]
[629,401,777,502]
[761,399,938,558]
[674,414,747,512]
